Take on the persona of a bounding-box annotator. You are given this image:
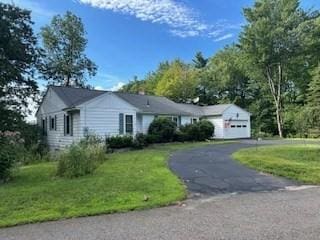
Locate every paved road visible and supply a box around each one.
[169,141,299,196]
[1,187,319,240]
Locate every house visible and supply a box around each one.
[36,86,251,150]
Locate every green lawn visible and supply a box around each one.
[0,141,228,228]
[233,144,320,184]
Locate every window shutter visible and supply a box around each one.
[45,117,48,135]
[63,114,66,136]
[54,115,57,130]
[119,113,124,134]
[70,114,73,136]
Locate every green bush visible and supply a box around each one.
[180,124,199,141]
[106,135,133,149]
[81,134,103,147]
[148,117,176,143]
[198,120,215,139]
[0,142,16,182]
[180,120,214,141]
[132,133,148,149]
[0,131,24,182]
[145,134,160,144]
[173,130,188,142]
[56,142,106,178]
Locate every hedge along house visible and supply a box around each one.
[36,86,251,150]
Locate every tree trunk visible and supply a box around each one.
[266,64,284,138]
[275,101,283,138]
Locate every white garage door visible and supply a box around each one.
[224,120,249,139]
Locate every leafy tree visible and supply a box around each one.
[307,64,320,108]
[120,62,170,95]
[302,64,320,133]
[120,76,145,94]
[195,68,220,105]
[0,3,39,130]
[206,45,251,108]
[155,60,198,102]
[240,0,308,138]
[40,11,97,87]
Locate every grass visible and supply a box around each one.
[0,140,231,228]
[233,144,320,184]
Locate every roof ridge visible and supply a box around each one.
[50,85,108,93]
[114,91,169,99]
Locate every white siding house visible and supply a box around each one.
[36,86,251,150]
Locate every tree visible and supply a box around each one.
[0,3,39,130]
[155,60,198,102]
[120,61,170,95]
[303,64,320,133]
[193,52,208,69]
[40,11,97,87]
[307,64,320,108]
[205,45,251,108]
[240,0,308,138]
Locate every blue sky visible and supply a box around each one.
[2,0,320,91]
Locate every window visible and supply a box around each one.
[192,118,198,124]
[172,117,178,127]
[242,125,247,128]
[50,115,57,130]
[42,118,47,136]
[64,114,73,136]
[237,125,242,128]
[125,115,133,134]
[231,125,236,128]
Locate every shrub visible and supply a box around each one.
[180,120,214,141]
[180,123,200,141]
[145,134,159,144]
[56,143,106,178]
[106,135,133,149]
[0,131,24,182]
[0,142,16,182]
[198,120,215,140]
[80,134,103,147]
[148,117,176,143]
[132,133,148,149]
[173,130,188,142]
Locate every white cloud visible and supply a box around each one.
[107,82,126,91]
[94,85,105,90]
[214,33,234,42]
[78,0,238,40]
[94,81,125,91]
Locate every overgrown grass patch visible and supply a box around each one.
[0,140,231,228]
[232,144,320,184]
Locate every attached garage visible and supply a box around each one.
[203,104,251,139]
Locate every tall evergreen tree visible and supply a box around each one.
[40,11,97,87]
[193,52,208,69]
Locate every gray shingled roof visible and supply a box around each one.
[51,86,106,108]
[114,92,192,115]
[49,86,236,116]
[201,104,233,116]
[175,103,204,116]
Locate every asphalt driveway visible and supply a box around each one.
[169,140,299,196]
